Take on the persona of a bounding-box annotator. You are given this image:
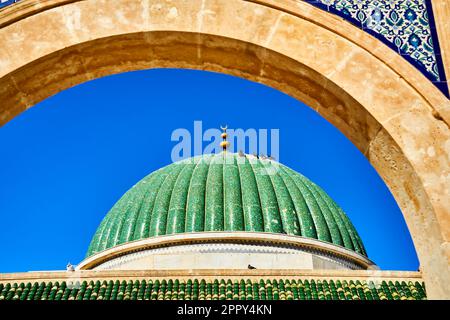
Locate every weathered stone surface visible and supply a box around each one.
[367,128,449,299]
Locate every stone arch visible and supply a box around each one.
[0,0,448,298]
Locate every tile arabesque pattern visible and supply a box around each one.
[305,0,448,96]
[0,0,18,9]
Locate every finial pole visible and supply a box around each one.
[220,125,230,152]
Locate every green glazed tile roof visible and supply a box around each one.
[87,153,367,257]
[0,278,426,301]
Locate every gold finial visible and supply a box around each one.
[220,125,230,152]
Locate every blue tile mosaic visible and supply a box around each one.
[0,0,18,9]
[0,0,448,97]
[305,0,448,97]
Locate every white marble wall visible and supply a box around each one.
[93,243,361,270]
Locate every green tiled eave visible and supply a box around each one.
[87,153,367,257]
[0,278,426,301]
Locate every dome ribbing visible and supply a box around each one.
[87,153,366,257]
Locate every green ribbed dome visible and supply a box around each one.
[87,153,366,257]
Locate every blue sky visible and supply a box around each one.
[0,69,418,272]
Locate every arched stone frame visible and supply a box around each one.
[0,0,448,298]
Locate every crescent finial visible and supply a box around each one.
[220,125,229,152]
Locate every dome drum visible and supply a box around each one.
[79,232,375,271]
